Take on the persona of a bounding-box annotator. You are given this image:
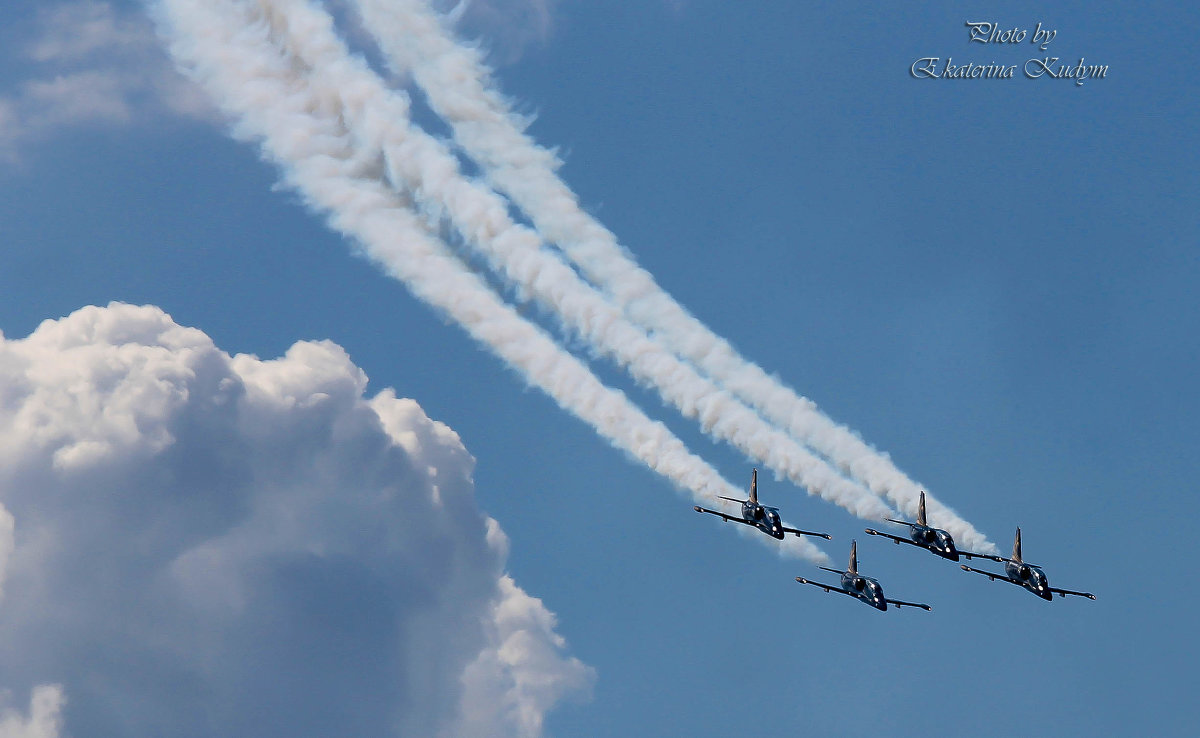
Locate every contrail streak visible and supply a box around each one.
[242,0,895,523]
[351,0,994,552]
[150,0,828,562]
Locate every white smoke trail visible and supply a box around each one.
[350,0,995,552]
[240,0,896,523]
[149,0,828,562]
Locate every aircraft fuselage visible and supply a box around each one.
[1005,560,1054,601]
[907,523,960,561]
[840,571,889,611]
[742,501,787,540]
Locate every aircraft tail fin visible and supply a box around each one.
[1012,527,1023,563]
[917,492,928,527]
[749,468,758,505]
[848,540,858,575]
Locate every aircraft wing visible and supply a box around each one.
[781,524,832,540]
[693,505,751,527]
[884,597,931,611]
[959,564,1022,586]
[864,528,918,546]
[973,554,1042,567]
[1048,586,1096,600]
[960,550,1006,563]
[794,577,855,598]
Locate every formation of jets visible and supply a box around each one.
[693,470,1095,611]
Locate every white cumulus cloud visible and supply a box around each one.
[0,302,592,736]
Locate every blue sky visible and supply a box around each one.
[1,0,1197,735]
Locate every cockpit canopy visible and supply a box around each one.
[914,526,956,553]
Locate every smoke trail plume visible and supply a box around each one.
[150,0,828,562]
[350,0,994,552]
[241,0,895,523]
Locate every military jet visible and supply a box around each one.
[960,527,1096,601]
[864,491,1001,562]
[795,540,931,612]
[693,469,831,541]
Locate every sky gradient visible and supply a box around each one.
[1,1,1197,735]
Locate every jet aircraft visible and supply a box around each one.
[693,469,831,541]
[795,541,931,612]
[960,527,1096,601]
[864,491,1001,562]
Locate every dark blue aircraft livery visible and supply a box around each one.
[960,528,1096,601]
[864,491,1001,563]
[694,469,831,541]
[795,541,931,612]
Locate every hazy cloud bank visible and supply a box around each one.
[0,1,216,160]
